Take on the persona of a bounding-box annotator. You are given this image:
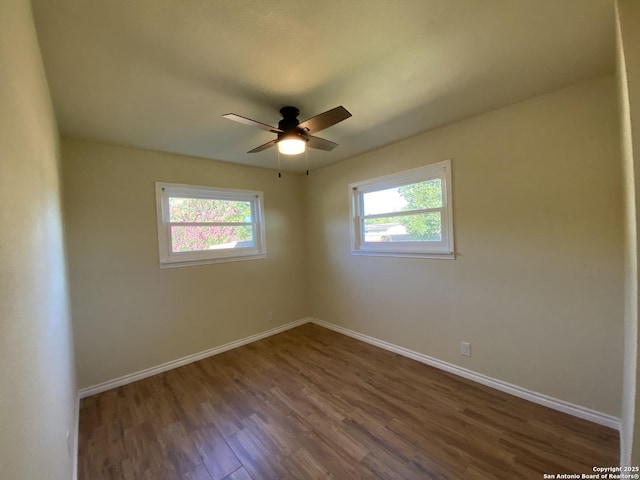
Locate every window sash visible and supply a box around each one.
[166,221,254,227]
[359,206,443,220]
[156,182,266,267]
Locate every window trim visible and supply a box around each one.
[155,182,266,268]
[349,160,455,259]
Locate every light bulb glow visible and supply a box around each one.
[278,137,306,155]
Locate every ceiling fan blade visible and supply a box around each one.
[247,139,278,153]
[223,113,282,133]
[298,106,352,134]
[307,135,339,151]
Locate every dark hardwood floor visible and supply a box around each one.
[78,323,618,479]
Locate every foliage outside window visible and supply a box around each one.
[156,183,266,267]
[349,160,454,258]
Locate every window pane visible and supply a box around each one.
[171,225,254,252]
[363,179,442,216]
[363,188,408,215]
[169,197,252,223]
[363,212,442,242]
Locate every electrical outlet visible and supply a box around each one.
[266,311,273,322]
[460,342,472,357]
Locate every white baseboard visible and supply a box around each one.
[78,317,312,399]
[310,318,621,431]
[77,315,621,431]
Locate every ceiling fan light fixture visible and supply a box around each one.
[277,135,306,155]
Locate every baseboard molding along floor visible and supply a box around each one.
[77,316,620,431]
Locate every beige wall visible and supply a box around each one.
[62,70,625,445]
[306,76,624,416]
[0,1,77,479]
[62,140,309,389]
[616,0,640,467]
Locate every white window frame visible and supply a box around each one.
[349,160,454,259]
[155,182,266,268]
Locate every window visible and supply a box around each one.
[349,160,454,258]
[155,182,266,267]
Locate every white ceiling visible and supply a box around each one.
[32,0,615,172]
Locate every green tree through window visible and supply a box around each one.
[169,197,253,252]
[397,179,442,241]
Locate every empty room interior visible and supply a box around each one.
[4,0,640,478]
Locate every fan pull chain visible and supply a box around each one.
[305,149,309,176]
[277,150,282,178]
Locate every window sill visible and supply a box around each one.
[350,250,455,260]
[160,252,267,268]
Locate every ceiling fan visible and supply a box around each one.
[223,105,351,155]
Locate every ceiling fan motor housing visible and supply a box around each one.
[278,106,308,142]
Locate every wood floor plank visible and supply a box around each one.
[279,446,333,479]
[220,467,252,480]
[78,323,619,479]
[189,424,241,480]
[183,465,213,480]
[242,412,301,459]
[225,428,287,480]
